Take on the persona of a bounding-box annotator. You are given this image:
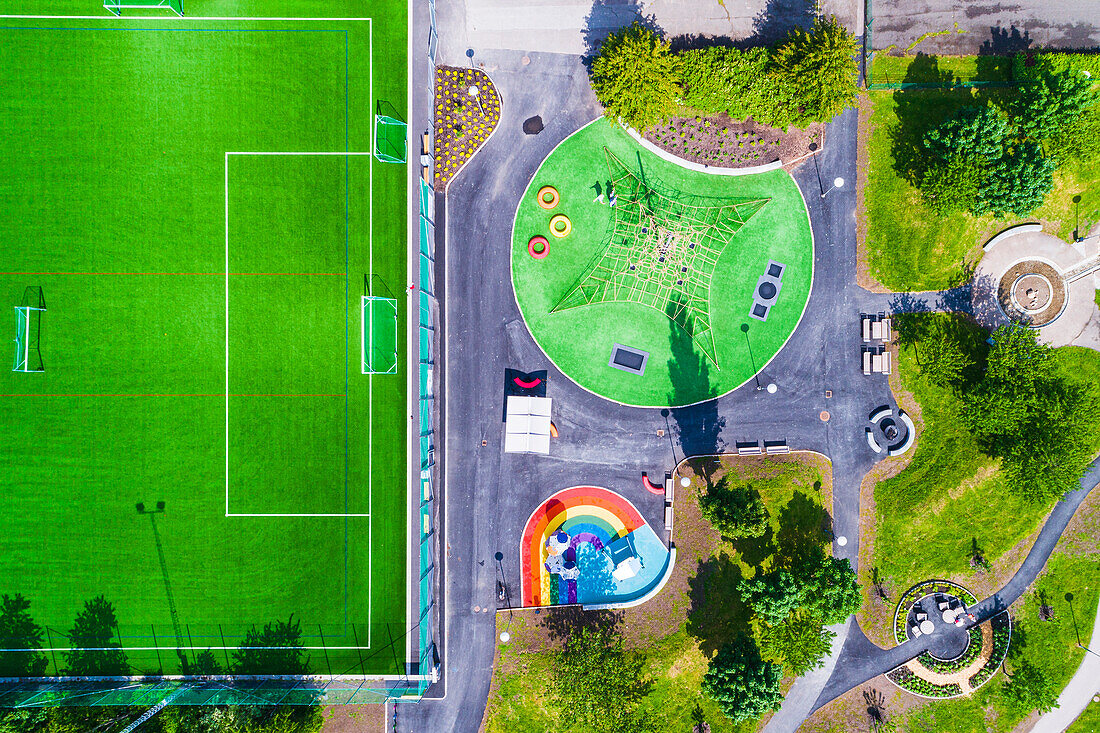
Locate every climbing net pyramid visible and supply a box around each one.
[552,148,769,367]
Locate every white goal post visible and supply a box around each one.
[12,305,45,373]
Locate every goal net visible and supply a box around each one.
[12,305,44,373]
[104,0,183,16]
[362,296,397,375]
[374,115,408,164]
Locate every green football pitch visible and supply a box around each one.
[0,0,409,676]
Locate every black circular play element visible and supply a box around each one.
[758,281,777,300]
[494,551,504,561]
[523,115,544,135]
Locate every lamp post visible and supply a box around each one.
[468,84,485,116]
[821,176,845,199]
[1064,592,1098,657]
[1073,195,1082,242]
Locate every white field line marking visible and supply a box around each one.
[368,15,375,649]
[224,152,373,519]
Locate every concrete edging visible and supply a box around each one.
[983,223,1043,252]
[621,123,785,176]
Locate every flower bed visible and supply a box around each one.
[918,625,983,674]
[642,114,823,169]
[887,666,963,698]
[432,66,501,189]
[968,612,1012,690]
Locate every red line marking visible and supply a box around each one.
[0,272,348,276]
[0,394,346,398]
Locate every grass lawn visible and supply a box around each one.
[483,455,831,732]
[0,0,408,676]
[811,494,1100,733]
[862,80,1100,291]
[511,119,813,406]
[870,54,1013,86]
[1069,698,1100,733]
[863,315,1100,645]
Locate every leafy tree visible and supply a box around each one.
[964,326,1100,501]
[590,23,681,131]
[917,319,975,389]
[771,16,859,126]
[739,569,803,625]
[922,106,1010,164]
[758,611,834,676]
[797,554,862,625]
[0,594,47,677]
[64,596,128,676]
[974,140,1056,217]
[233,616,310,676]
[1013,69,1099,141]
[1003,661,1059,714]
[551,624,651,733]
[0,708,49,733]
[702,634,783,722]
[920,154,983,215]
[698,477,770,539]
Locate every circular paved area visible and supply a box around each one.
[973,228,1098,347]
[511,119,814,406]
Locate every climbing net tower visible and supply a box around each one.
[552,148,769,367]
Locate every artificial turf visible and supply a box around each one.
[0,0,408,676]
[511,120,813,407]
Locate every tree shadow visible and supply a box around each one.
[0,594,48,677]
[980,25,1032,56]
[232,616,311,676]
[667,298,725,478]
[64,596,129,677]
[889,54,966,185]
[750,0,816,46]
[541,606,623,643]
[687,553,750,656]
[730,524,775,568]
[581,0,662,62]
[773,491,830,568]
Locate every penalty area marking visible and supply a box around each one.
[224,152,375,519]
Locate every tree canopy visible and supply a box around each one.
[758,611,834,676]
[551,623,652,733]
[698,477,770,539]
[702,634,783,722]
[771,16,860,126]
[739,568,803,625]
[797,554,862,625]
[590,24,681,131]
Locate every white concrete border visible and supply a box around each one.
[621,123,785,176]
[983,222,1043,251]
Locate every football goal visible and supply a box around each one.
[104,0,183,16]
[12,305,45,373]
[374,115,408,164]
[362,296,398,375]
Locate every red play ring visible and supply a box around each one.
[528,235,549,259]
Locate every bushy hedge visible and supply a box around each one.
[590,17,858,132]
[918,625,983,674]
[887,666,963,698]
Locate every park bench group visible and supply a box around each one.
[861,313,893,375]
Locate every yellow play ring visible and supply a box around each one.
[549,214,572,238]
[537,186,560,210]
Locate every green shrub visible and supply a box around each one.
[590,23,682,131]
[1013,51,1100,82]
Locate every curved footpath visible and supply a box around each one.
[809,457,1100,715]
[1034,594,1100,732]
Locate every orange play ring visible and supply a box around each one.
[528,235,550,259]
[537,186,560,210]
[549,215,572,238]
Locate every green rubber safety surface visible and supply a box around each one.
[511,120,814,407]
[0,1,407,677]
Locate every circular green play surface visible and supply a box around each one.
[511,120,813,407]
